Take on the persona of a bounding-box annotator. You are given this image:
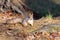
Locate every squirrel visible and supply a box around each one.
[0,0,33,27]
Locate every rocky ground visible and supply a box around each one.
[0,11,60,40]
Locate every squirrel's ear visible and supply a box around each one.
[30,13,33,18]
[28,11,33,16]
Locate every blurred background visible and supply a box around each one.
[23,0,60,19]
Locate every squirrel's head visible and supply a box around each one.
[22,12,33,27]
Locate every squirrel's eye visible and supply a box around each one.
[2,5,5,8]
[27,16,30,18]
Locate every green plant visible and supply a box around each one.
[45,10,53,19]
[45,14,52,19]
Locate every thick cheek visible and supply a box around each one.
[23,21,28,26]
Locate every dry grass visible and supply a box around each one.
[0,9,60,40]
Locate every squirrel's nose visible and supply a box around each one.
[28,19,33,26]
